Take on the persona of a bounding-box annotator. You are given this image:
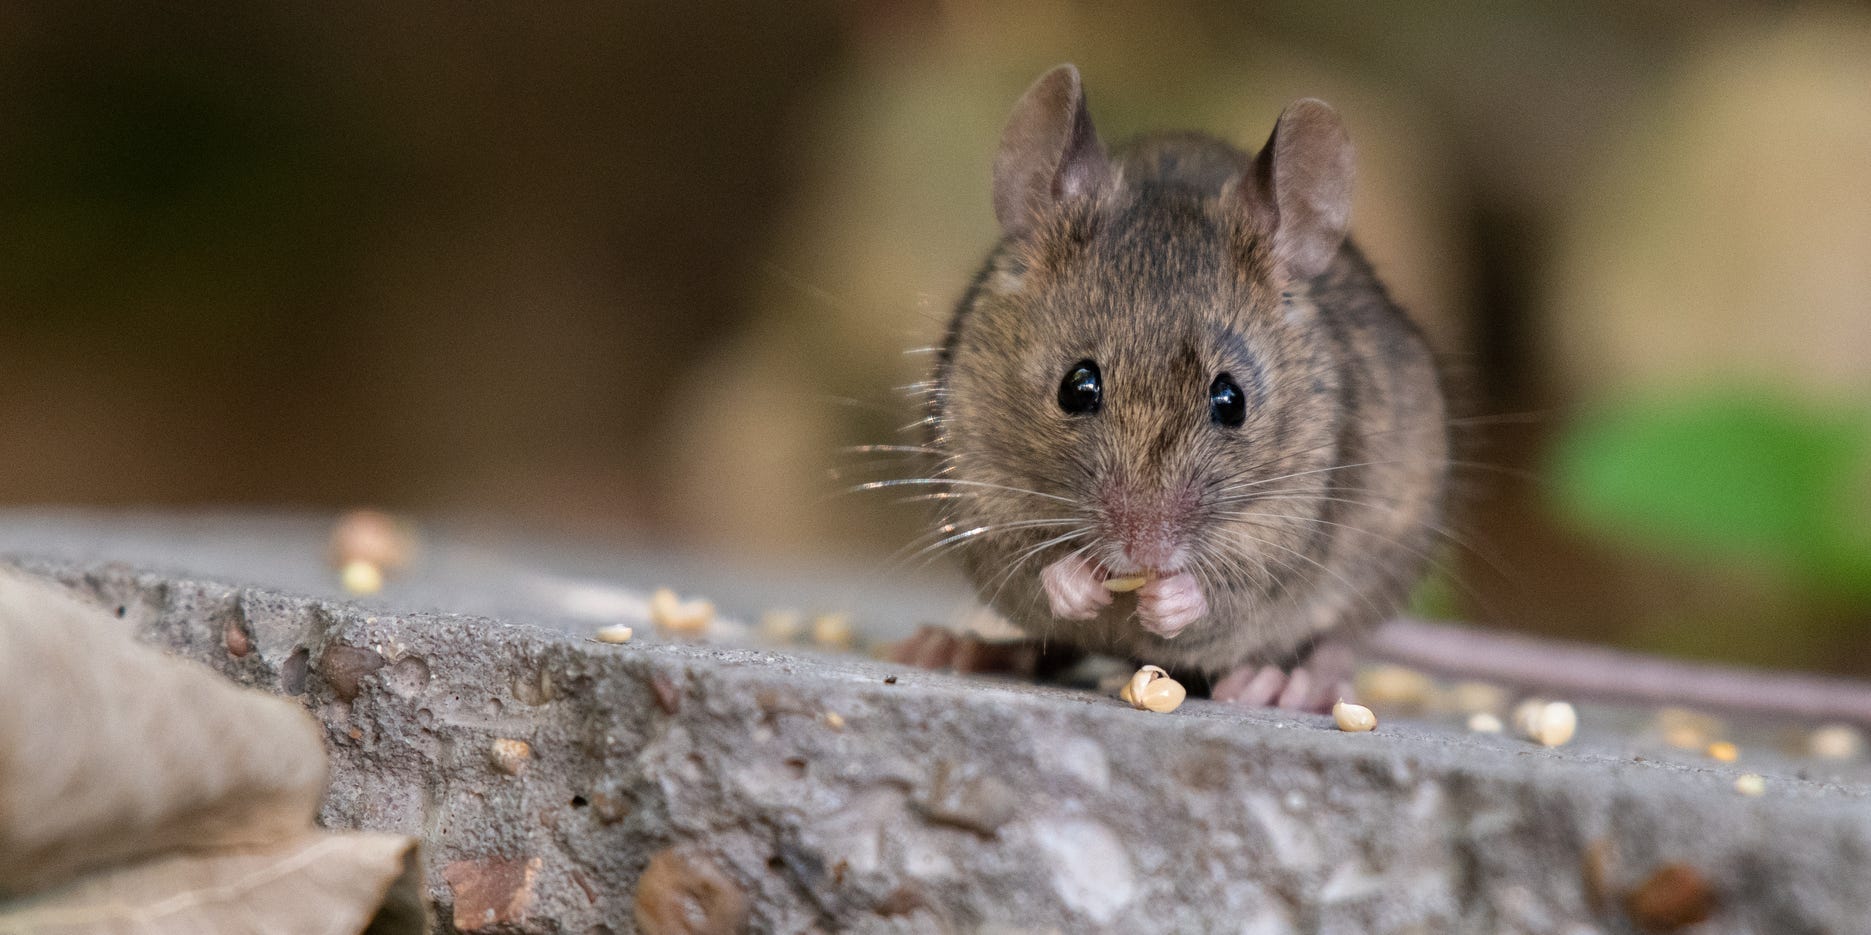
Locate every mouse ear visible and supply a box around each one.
[992,64,1111,237]
[1242,98,1354,279]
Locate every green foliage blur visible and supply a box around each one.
[1554,392,1871,599]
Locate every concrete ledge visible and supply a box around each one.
[4,515,1869,933]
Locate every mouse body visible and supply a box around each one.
[923,65,1448,708]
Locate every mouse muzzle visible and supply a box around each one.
[1099,483,1197,574]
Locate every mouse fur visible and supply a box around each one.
[923,65,1449,702]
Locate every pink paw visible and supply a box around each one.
[1040,554,1112,620]
[1135,572,1206,639]
[1211,663,1348,713]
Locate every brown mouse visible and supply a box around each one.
[888,64,1871,726]
[910,64,1448,711]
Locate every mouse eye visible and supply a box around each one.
[1057,360,1102,416]
[1209,373,1246,428]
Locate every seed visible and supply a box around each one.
[1808,724,1864,761]
[822,711,846,730]
[1734,773,1766,796]
[1119,665,1166,704]
[1655,706,1721,750]
[1467,712,1504,734]
[1102,575,1148,593]
[649,588,714,635]
[810,613,855,650]
[340,560,384,596]
[1513,699,1578,747]
[1333,701,1378,732]
[1706,741,1739,763]
[1443,681,1508,715]
[1354,664,1434,708]
[329,509,416,572]
[758,609,804,643]
[489,738,532,775]
[593,625,634,644]
[1119,665,1185,713]
[1136,679,1186,713]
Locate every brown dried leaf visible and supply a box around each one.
[0,831,424,935]
[0,569,330,893]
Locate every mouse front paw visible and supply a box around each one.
[1135,572,1206,639]
[1040,554,1112,620]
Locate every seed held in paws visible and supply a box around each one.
[1102,574,1148,593]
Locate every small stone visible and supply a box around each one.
[822,711,846,730]
[1706,741,1739,763]
[1734,773,1766,796]
[1333,701,1378,732]
[594,625,634,644]
[443,856,541,931]
[319,644,385,701]
[490,738,532,775]
[340,560,384,596]
[223,615,252,657]
[1467,712,1504,734]
[634,848,749,935]
[1808,724,1865,761]
[649,672,682,714]
[914,761,1020,835]
[512,666,555,706]
[1624,863,1716,931]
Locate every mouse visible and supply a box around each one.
[896,64,1448,712]
[885,64,1871,726]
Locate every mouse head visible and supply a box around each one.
[934,64,1358,594]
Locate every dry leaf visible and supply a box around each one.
[0,832,423,935]
[0,569,426,934]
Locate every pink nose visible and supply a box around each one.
[1122,539,1180,570]
[1103,485,1193,571]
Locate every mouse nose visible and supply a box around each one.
[1102,485,1194,571]
[1120,538,1181,570]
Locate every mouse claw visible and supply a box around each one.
[1041,554,1113,620]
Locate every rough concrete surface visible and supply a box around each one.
[3,510,1870,934]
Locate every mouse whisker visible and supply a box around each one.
[1216,508,1481,606]
[895,518,1090,567]
[1211,524,1390,626]
[841,444,943,455]
[850,477,1078,505]
[1213,489,1518,589]
[977,529,1099,611]
[1209,458,1409,498]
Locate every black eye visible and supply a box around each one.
[1209,373,1246,427]
[1057,360,1102,415]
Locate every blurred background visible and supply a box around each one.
[1,2,1865,671]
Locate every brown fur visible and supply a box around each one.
[926,67,1449,677]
